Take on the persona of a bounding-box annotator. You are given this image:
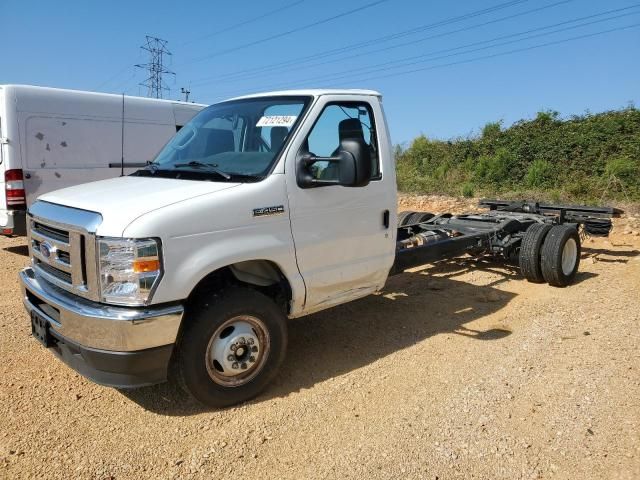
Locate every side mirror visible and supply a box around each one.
[297,138,371,189]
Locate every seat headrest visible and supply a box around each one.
[338,118,365,143]
[270,127,288,152]
[206,128,235,155]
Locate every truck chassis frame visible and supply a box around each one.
[392,200,622,274]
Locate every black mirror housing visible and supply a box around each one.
[338,138,371,187]
[296,138,371,189]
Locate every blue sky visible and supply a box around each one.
[2,0,639,143]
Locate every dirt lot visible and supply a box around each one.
[1,195,639,479]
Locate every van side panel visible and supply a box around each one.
[173,104,203,129]
[4,86,204,207]
[20,113,175,204]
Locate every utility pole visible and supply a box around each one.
[181,87,191,102]
[135,36,175,99]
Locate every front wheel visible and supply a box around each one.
[176,287,288,408]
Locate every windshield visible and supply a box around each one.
[144,96,310,181]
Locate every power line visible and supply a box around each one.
[327,23,640,87]
[207,15,639,100]
[190,0,535,85]
[98,0,519,94]
[216,6,640,94]
[94,48,147,91]
[192,0,574,88]
[95,64,132,90]
[178,0,307,47]
[135,36,176,98]
[176,0,394,67]
[109,69,138,93]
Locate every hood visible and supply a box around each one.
[38,176,241,236]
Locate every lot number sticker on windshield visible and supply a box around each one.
[256,116,297,128]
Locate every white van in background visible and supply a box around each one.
[0,85,205,235]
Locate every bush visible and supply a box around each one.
[525,159,555,188]
[481,121,502,140]
[474,148,516,187]
[605,157,637,182]
[395,106,640,202]
[461,182,475,198]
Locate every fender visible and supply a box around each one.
[121,174,307,315]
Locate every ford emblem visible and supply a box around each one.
[40,242,52,259]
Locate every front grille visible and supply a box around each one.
[28,202,102,302]
[57,250,71,265]
[29,216,98,300]
[30,234,74,283]
[35,259,73,284]
[33,221,70,244]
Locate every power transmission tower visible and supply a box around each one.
[135,36,175,99]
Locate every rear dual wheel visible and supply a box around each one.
[397,211,415,227]
[519,224,552,283]
[398,211,434,227]
[540,225,581,287]
[520,224,581,287]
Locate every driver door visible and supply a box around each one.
[285,95,395,313]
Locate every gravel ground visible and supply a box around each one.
[1,195,639,479]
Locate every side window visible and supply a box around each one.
[302,102,380,182]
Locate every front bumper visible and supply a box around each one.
[19,267,184,388]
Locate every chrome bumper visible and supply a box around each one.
[19,267,183,352]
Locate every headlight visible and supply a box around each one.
[98,237,162,306]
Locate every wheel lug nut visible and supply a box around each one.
[230,344,237,352]
[249,356,256,363]
[232,362,239,369]
[239,337,246,345]
[251,346,258,352]
[227,355,234,361]
[247,338,254,345]
[241,362,247,370]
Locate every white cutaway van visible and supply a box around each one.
[0,85,205,235]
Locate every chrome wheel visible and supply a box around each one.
[561,238,578,275]
[205,315,270,387]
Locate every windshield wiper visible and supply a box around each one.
[173,161,231,180]
[132,161,160,176]
[145,161,159,172]
[226,172,265,181]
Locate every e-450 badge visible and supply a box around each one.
[253,205,285,217]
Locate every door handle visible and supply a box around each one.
[383,210,390,229]
[25,172,32,179]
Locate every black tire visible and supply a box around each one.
[405,211,434,225]
[412,212,435,223]
[519,223,552,283]
[540,225,581,287]
[176,287,288,408]
[398,211,416,227]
